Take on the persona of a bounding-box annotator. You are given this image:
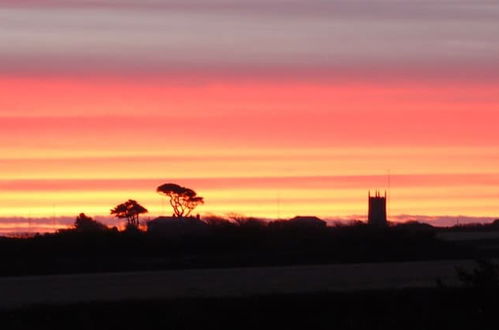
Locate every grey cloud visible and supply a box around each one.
[2,1,499,21]
[0,1,498,81]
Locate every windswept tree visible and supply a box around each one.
[110,199,148,228]
[156,183,204,217]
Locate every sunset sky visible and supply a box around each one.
[1,0,498,232]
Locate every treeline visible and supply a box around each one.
[0,214,479,277]
[444,219,499,232]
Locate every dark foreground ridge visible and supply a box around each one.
[3,215,499,277]
[2,288,499,330]
[1,216,493,276]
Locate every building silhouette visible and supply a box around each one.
[288,216,327,228]
[368,190,387,226]
[147,216,209,237]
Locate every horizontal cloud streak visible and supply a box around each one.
[3,0,499,20]
[1,1,498,82]
[1,174,499,191]
[1,112,498,153]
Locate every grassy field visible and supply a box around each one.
[2,288,499,330]
[0,260,477,308]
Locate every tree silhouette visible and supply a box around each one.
[156,183,204,217]
[74,213,108,232]
[110,200,148,228]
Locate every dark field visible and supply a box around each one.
[0,260,478,308]
[3,288,499,330]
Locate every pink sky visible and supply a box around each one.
[0,1,498,230]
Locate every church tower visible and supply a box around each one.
[368,190,387,226]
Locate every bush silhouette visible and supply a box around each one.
[74,213,108,232]
[457,259,499,288]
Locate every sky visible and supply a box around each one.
[1,0,498,232]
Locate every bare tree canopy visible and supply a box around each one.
[110,199,148,228]
[156,183,204,217]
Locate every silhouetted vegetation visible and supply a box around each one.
[73,213,109,233]
[446,219,499,232]
[156,183,204,217]
[110,199,148,228]
[0,215,484,277]
[457,259,499,288]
